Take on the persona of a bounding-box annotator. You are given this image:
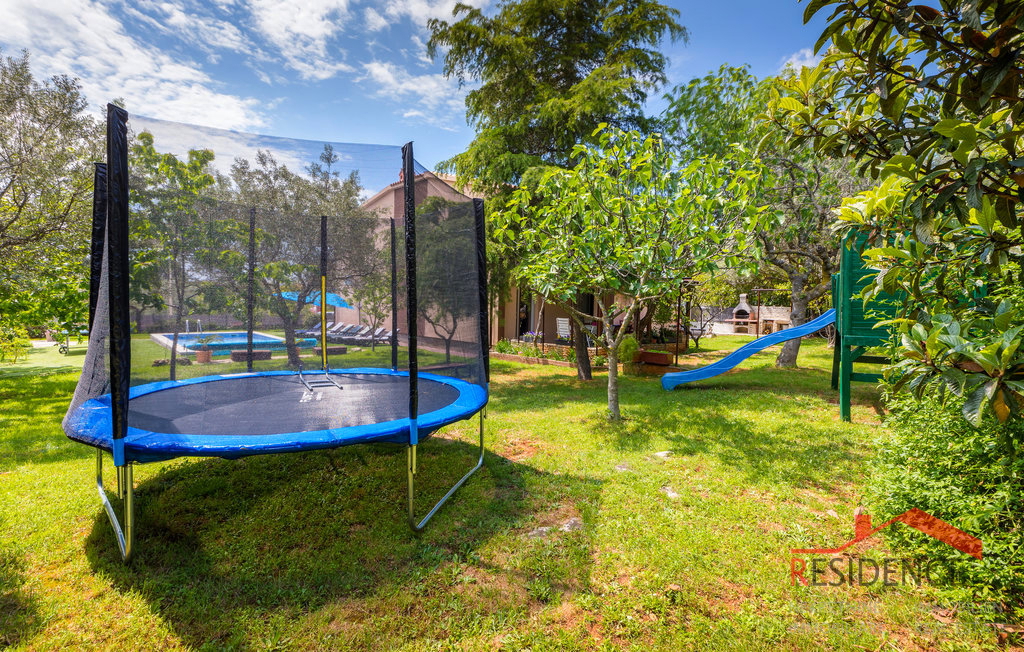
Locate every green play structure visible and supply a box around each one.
[830,233,901,421]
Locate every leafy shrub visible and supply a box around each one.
[0,323,31,364]
[618,335,640,375]
[152,358,192,367]
[868,387,1024,609]
[494,339,514,354]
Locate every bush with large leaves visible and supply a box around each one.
[769,0,1024,425]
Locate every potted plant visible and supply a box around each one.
[194,334,222,363]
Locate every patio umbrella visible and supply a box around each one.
[279,291,352,309]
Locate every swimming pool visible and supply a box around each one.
[150,331,317,355]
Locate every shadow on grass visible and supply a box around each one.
[84,438,601,648]
[491,361,875,492]
[621,375,875,494]
[0,515,40,648]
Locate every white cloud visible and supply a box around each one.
[364,7,389,32]
[405,34,433,66]
[0,0,265,130]
[359,60,466,130]
[142,0,250,55]
[779,47,822,72]
[246,0,354,80]
[382,0,488,27]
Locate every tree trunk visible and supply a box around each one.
[282,314,301,367]
[573,294,592,380]
[606,345,620,420]
[776,287,808,368]
[170,327,180,381]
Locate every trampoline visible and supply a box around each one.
[65,107,490,560]
[65,369,487,463]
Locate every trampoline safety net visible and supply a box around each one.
[64,107,488,463]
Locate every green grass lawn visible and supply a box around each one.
[0,336,999,650]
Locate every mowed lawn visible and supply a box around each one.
[0,336,999,650]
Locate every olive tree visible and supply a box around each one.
[0,50,101,332]
[664,64,866,367]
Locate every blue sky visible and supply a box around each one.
[2,0,827,187]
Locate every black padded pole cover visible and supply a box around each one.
[106,105,130,452]
[402,143,417,422]
[246,207,256,372]
[473,199,489,383]
[88,162,107,330]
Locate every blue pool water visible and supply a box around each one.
[156,331,317,355]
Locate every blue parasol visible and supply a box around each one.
[279,291,352,309]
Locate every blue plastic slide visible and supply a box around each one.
[661,309,837,390]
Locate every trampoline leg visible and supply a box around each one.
[407,410,486,532]
[96,449,134,561]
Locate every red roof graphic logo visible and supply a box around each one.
[792,508,982,559]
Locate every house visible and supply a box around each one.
[323,171,489,353]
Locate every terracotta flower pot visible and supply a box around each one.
[196,349,213,364]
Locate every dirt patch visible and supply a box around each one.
[500,438,541,462]
[521,503,582,533]
[705,578,752,615]
[547,600,587,630]
[452,565,531,609]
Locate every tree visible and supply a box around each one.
[495,126,758,420]
[428,0,686,191]
[130,131,217,379]
[0,49,101,331]
[429,0,686,378]
[769,0,1024,424]
[664,64,865,366]
[351,241,393,353]
[417,196,479,364]
[229,148,376,366]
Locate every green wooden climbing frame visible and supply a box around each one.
[830,233,900,421]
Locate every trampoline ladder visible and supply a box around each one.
[297,363,342,391]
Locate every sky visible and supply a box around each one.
[1,0,828,191]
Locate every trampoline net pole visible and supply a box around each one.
[474,198,489,383]
[247,207,256,372]
[320,215,329,371]
[105,104,131,468]
[402,142,418,440]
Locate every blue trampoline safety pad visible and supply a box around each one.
[64,368,487,463]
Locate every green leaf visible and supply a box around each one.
[962,380,997,426]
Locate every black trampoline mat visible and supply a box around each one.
[127,373,459,437]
